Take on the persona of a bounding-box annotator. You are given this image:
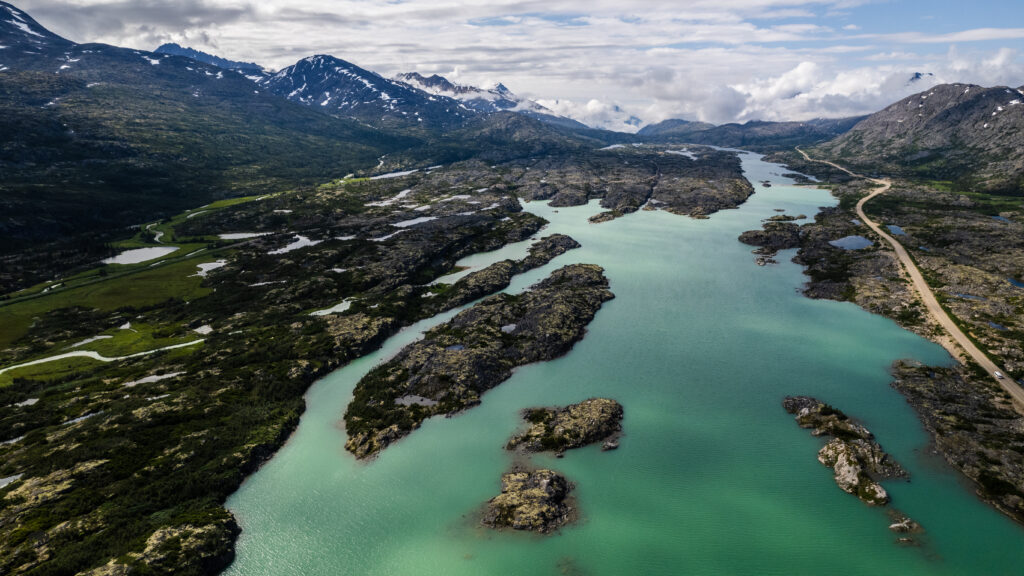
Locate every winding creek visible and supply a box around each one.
[224,152,1024,575]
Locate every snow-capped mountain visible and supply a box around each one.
[0,2,70,54]
[258,55,476,128]
[398,72,588,129]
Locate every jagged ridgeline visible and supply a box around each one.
[344,264,615,458]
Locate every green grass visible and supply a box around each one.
[0,356,107,388]
[5,190,270,301]
[0,258,215,349]
[82,324,196,357]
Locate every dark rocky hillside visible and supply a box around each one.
[0,1,416,290]
[640,117,863,151]
[815,83,1024,191]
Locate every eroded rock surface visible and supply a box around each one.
[481,469,573,533]
[507,398,623,453]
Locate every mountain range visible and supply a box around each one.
[3,0,1023,291]
[154,43,262,72]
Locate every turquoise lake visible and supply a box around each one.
[225,152,1024,575]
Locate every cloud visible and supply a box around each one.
[13,0,1024,129]
[535,98,645,133]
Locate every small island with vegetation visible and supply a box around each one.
[507,398,623,454]
[783,396,924,543]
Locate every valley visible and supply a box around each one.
[2,1,1024,575]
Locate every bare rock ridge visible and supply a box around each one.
[343,264,614,458]
[506,398,623,454]
[481,469,574,533]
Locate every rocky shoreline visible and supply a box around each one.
[891,361,1024,524]
[751,149,1024,530]
[343,264,614,458]
[421,234,581,315]
[511,146,754,224]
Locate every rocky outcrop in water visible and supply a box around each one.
[739,221,801,263]
[343,264,614,459]
[783,396,907,506]
[507,398,623,454]
[481,469,574,533]
[588,211,621,224]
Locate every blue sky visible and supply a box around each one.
[17,0,1024,130]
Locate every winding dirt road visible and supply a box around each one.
[796,148,1024,407]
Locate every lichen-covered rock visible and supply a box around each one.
[344,264,614,458]
[784,396,907,506]
[482,469,573,533]
[818,438,890,505]
[507,398,623,453]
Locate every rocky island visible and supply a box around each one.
[506,398,623,454]
[482,468,574,533]
[343,264,615,458]
[739,220,802,265]
[783,396,907,506]
[421,234,581,315]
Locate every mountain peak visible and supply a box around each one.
[260,56,475,128]
[0,1,72,49]
[154,43,262,71]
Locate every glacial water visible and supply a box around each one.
[101,246,178,265]
[225,152,1024,576]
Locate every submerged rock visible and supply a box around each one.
[783,396,907,506]
[887,509,924,534]
[507,398,623,454]
[482,469,574,533]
